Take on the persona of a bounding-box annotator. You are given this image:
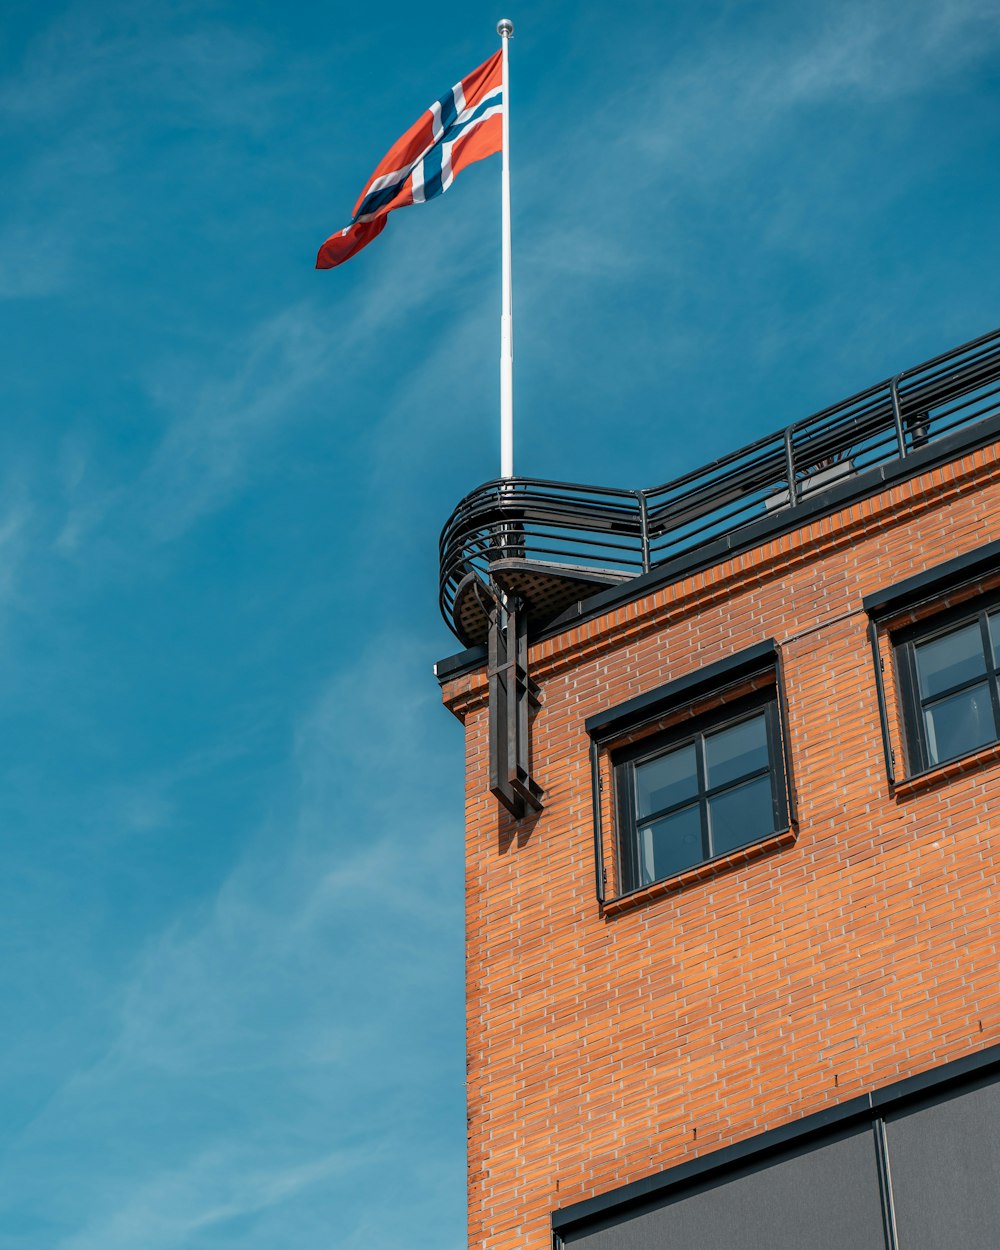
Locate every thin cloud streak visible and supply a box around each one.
[58,1144,374,1250]
[0,632,464,1250]
[0,2,290,306]
[0,2,273,132]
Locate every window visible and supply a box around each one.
[896,593,1000,773]
[863,540,1000,786]
[613,690,789,894]
[586,640,795,904]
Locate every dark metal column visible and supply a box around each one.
[488,592,543,819]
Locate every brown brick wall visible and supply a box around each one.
[442,443,1000,1250]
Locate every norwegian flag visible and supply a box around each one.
[316,52,503,268]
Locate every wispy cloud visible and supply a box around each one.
[0,2,288,305]
[0,631,464,1250]
[0,221,74,300]
[58,1144,368,1250]
[55,180,504,549]
[633,0,1000,157]
[778,0,1000,105]
[0,471,37,637]
[0,2,274,132]
[136,306,331,540]
[0,500,31,606]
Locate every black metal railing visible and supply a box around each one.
[439,327,1000,644]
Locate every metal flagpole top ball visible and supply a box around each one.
[497,18,514,37]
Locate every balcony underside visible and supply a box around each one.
[454,559,630,647]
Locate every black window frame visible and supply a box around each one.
[612,687,789,896]
[894,587,1000,775]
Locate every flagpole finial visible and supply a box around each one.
[497,18,514,38]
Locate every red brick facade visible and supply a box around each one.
[440,442,1000,1250]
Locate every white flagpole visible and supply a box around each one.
[498,18,514,479]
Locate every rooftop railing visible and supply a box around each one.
[439,326,1000,646]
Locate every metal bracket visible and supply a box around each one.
[487,588,543,819]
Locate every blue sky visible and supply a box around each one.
[0,0,998,1246]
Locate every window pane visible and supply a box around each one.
[636,804,702,886]
[922,683,997,765]
[915,622,986,699]
[708,774,777,857]
[705,713,769,789]
[635,742,698,818]
[990,611,1000,667]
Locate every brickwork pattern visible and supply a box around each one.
[442,444,1000,1250]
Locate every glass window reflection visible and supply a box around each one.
[709,775,776,857]
[923,684,997,765]
[635,743,698,818]
[705,714,768,789]
[915,622,985,700]
[638,806,703,885]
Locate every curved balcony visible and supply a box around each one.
[439,327,1000,647]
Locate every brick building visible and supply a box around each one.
[435,328,1000,1250]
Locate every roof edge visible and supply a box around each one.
[435,410,1000,686]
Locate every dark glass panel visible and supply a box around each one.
[635,804,702,886]
[563,1124,886,1250]
[915,622,986,700]
[923,683,997,765]
[705,713,768,789]
[708,774,776,857]
[888,1076,1000,1250]
[635,742,698,818]
[990,610,1000,668]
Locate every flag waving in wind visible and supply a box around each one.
[316,51,503,268]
